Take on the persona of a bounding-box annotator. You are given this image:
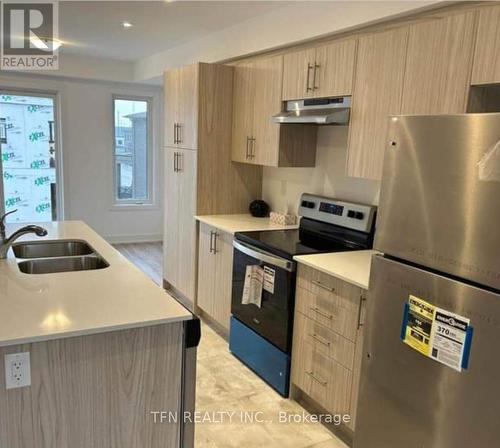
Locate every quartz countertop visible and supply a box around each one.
[294,250,380,290]
[195,214,299,235]
[0,221,192,347]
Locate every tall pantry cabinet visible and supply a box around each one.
[163,63,262,307]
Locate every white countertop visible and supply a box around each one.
[0,221,192,348]
[294,250,380,290]
[195,214,299,235]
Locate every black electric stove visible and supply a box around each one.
[229,193,377,397]
[236,216,375,261]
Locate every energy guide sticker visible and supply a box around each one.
[401,295,472,372]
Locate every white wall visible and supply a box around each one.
[0,73,163,242]
[262,126,381,215]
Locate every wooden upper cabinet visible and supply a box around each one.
[232,55,317,167]
[282,40,356,101]
[164,70,179,148]
[401,11,476,114]
[231,61,255,163]
[252,56,283,166]
[314,40,357,98]
[282,48,316,100]
[347,27,409,180]
[164,64,198,149]
[472,4,500,85]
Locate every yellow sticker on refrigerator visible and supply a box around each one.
[403,295,435,356]
[401,295,472,372]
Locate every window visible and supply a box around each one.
[113,97,152,204]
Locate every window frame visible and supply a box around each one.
[0,87,65,221]
[111,94,155,208]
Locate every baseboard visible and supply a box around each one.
[105,233,163,244]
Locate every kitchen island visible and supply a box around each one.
[0,221,197,448]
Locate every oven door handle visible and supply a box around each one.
[233,240,296,272]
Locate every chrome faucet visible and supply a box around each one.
[0,210,48,259]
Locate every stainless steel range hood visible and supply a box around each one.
[272,96,351,125]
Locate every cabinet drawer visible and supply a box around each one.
[292,341,352,415]
[298,265,361,310]
[294,311,355,370]
[295,286,360,342]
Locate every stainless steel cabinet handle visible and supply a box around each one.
[309,333,331,347]
[209,231,214,253]
[245,136,250,160]
[175,123,181,144]
[357,295,366,329]
[312,280,334,292]
[310,306,334,320]
[250,137,256,160]
[173,152,178,172]
[306,370,327,386]
[213,232,219,254]
[177,123,182,144]
[312,63,320,90]
[306,63,314,92]
[176,152,183,172]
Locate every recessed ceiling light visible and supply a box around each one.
[122,21,133,28]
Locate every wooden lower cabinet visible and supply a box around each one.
[0,324,187,448]
[292,264,366,431]
[292,327,353,416]
[196,222,233,331]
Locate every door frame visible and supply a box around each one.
[0,88,64,221]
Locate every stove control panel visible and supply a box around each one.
[299,193,376,233]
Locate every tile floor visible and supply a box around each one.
[114,242,347,448]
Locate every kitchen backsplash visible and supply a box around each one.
[262,126,381,215]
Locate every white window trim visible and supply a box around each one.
[110,94,157,211]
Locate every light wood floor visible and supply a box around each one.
[113,242,346,448]
[114,242,163,285]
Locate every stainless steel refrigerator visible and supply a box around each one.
[355,113,500,448]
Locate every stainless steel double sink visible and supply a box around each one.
[13,240,109,274]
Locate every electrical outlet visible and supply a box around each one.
[4,352,31,389]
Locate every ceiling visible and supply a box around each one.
[58,1,292,61]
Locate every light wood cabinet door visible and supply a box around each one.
[252,55,283,166]
[164,65,198,149]
[163,147,179,286]
[197,222,217,316]
[177,64,199,150]
[346,28,409,180]
[174,148,197,300]
[231,62,255,163]
[213,230,234,330]
[282,48,316,101]
[401,11,476,114]
[164,147,197,302]
[314,39,356,98]
[472,4,500,85]
[292,323,353,415]
[164,70,180,147]
[196,224,234,331]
